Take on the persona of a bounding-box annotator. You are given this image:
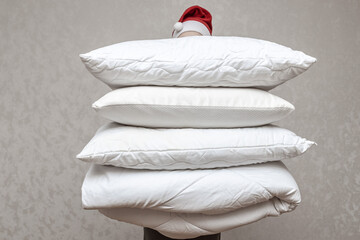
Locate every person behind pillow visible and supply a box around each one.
[172,5,213,38]
[144,5,220,240]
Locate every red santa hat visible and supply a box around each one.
[172,5,212,38]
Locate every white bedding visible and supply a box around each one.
[99,199,293,239]
[82,161,300,238]
[80,36,316,90]
[92,87,294,128]
[77,123,314,170]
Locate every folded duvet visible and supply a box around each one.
[99,200,292,239]
[82,161,300,238]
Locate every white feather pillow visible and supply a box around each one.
[92,86,294,128]
[76,123,315,170]
[80,36,316,89]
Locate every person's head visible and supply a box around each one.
[172,5,212,38]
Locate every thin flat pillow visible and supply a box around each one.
[76,123,315,170]
[80,36,316,90]
[92,86,295,128]
[83,162,301,239]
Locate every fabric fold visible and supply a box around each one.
[98,197,295,239]
[82,161,300,214]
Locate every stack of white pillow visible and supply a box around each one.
[77,36,316,239]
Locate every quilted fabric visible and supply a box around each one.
[80,36,316,89]
[82,161,300,239]
[77,123,315,169]
[82,161,300,212]
[99,201,291,239]
[92,86,295,128]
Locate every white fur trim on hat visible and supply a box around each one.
[172,20,211,38]
[173,22,183,32]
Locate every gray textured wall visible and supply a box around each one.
[1,0,359,239]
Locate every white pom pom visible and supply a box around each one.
[173,22,183,32]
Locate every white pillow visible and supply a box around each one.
[80,36,316,90]
[92,86,294,128]
[76,123,315,170]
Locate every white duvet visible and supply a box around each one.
[82,161,300,238]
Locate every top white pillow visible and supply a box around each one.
[80,36,316,90]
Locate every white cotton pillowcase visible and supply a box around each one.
[80,36,316,90]
[92,86,294,128]
[76,123,315,170]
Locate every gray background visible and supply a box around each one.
[1,0,359,239]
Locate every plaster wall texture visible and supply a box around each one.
[1,0,359,239]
